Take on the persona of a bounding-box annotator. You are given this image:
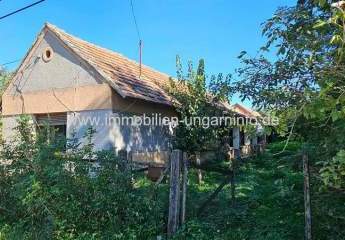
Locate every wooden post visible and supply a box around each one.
[118,149,128,171]
[230,170,235,205]
[232,127,241,159]
[229,150,236,205]
[180,152,188,225]
[303,152,312,240]
[167,149,182,238]
[251,135,258,156]
[195,152,203,184]
[127,150,133,172]
[231,127,240,205]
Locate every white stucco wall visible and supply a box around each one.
[6,31,102,96]
[2,116,19,143]
[67,110,171,152]
[232,127,240,149]
[2,110,170,154]
[67,110,113,151]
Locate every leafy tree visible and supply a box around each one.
[168,56,233,153]
[0,68,11,95]
[234,0,345,190]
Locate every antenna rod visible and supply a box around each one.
[139,40,142,78]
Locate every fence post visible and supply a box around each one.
[195,152,203,184]
[230,169,235,205]
[303,151,312,240]
[180,152,188,225]
[167,149,182,238]
[127,151,133,172]
[233,127,241,159]
[118,149,128,171]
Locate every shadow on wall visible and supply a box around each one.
[68,101,172,153]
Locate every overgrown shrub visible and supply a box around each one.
[0,117,164,239]
[319,150,345,191]
[266,141,301,154]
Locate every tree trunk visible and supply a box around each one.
[231,150,240,205]
[303,152,312,240]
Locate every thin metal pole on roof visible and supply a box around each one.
[139,40,142,78]
[129,0,143,79]
[129,0,141,40]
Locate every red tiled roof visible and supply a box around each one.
[230,103,262,118]
[44,24,257,117]
[46,23,173,106]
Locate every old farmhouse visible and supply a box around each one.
[2,23,265,165]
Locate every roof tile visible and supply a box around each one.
[46,23,173,106]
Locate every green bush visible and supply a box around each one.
[266,141,301,154]
[319,150,345,190]
[0,118,164,239]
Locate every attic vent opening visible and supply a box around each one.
[42,47,53,62]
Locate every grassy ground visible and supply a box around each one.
[1,141,344,239]
[138,142,345,239]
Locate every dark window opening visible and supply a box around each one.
[35,113,67,151]
[54,124,67,139]
[229,129,233,147]
[42,47,53,62]
[46,50,51,58]
[240,130,245,146]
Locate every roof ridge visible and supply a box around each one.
[41,23,247,110]
[45,23,171,80]
[232,103,261,117]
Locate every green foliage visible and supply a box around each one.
[0,68,11,95]
[171,145,345,240]
[235,0,345,190]
[267,140,302,153]
[236,2,331,109]
[1,119,344,238]
[0,68,13,138]
[168,56,233,152]
[0,117,164,239]
[320,149,345,190]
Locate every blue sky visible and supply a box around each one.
[0,0,295,105]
